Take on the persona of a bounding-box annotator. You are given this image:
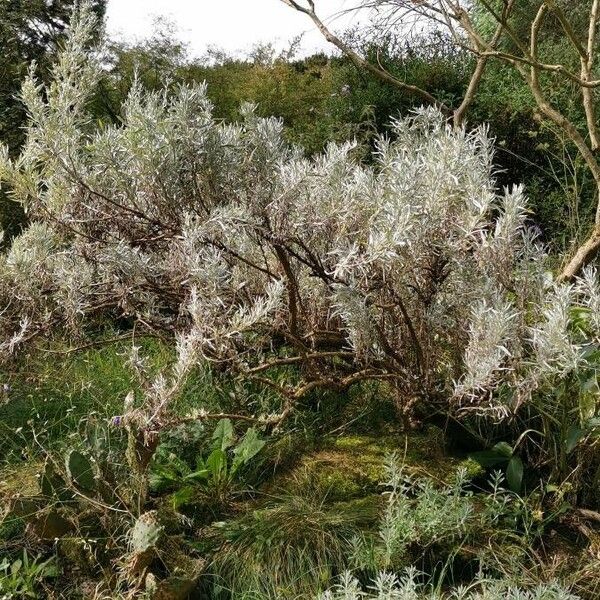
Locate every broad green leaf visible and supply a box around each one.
[149,464,183,493]
[492,441,513,458]
[206,448,227,480]
[184,469,210,482]
[565,425,585,454]
[506,456,524,493]
[469,450,509,468]
[212,419,235,451]
[232,428,265,473]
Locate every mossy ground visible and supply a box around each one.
[269,427,483,502]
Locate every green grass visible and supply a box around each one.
[0,335,196,462]
[0,338,598,599]
[0,332,295,465]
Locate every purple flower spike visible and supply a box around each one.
[111,415,123,426]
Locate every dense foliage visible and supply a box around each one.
[0,7,551,438]
[1,3,600,599]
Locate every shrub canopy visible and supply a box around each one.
[1,6,599,435]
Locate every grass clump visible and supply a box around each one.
[206,492,378,599]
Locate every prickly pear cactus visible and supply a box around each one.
[40,463,73,502]
[65,450,96,492]
[130,510,163,553]
[124,510,164,585]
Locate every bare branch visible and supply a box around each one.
[453,0,515,126]
[583,0,600,150]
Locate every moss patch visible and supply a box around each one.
[270,426,482,502]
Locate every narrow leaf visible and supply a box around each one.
[506,456,523,493]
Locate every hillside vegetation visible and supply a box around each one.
[1,3,600,599]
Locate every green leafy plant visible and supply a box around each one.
[0,551,59,598]
[150,419,265,509]
[350,454,477,573]
[470,441,525,493]
[321,569,581,600]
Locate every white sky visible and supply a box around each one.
[105,0,370,58]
